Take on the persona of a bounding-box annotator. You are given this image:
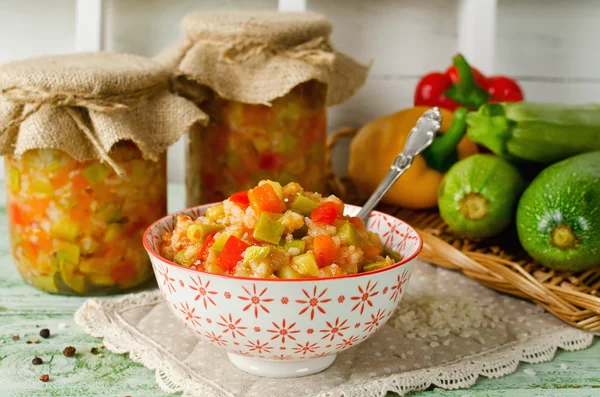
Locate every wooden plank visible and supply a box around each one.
[75,0,103,51]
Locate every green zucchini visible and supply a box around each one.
[517,151,600,271]
[466,103,600,164]
[438,154,525,239]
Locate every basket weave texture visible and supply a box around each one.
[327,128,600,332]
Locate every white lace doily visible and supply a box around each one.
[75,261,594,397]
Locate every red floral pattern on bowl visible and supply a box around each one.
[143,204,421,378]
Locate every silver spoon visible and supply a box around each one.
[356,107,443,223]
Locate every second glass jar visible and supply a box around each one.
[186,81,327,206]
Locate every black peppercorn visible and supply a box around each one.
[39,328,50,338]
[32,357,43,365]
[63,346,76,357]
[90,347,99,355]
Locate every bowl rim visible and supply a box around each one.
[143,203,422,282]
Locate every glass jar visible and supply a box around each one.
[6,141,167,295]
[186,80,327,206]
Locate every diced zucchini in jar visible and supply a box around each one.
[291,252,319,277]
[291,196,319,216]
[187,224,224,242]
[283,239,306,255]
[83,163,110,184]
[104,224,121,243]
[86,273,117,287]
[8,167,20,193]
[31,174,53,195]
[336,222,361,246]
[51,220,79,241]
[96,204,127,224]
[205,204,225,221]
[59,260,87,294]
[243,246,272,265]
[253,213,285,244]
[31,275,60,294]
[276,263,305,279]
[55,241,81,265]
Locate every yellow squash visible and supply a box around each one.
[348,107,478,209]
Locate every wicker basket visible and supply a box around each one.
[327,128,600,332]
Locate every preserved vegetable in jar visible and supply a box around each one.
[6,143,167,294]
[187,81,327,204]
[158,11,368,206]
[0,53,207,294]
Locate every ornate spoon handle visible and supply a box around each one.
[356,107,443,222]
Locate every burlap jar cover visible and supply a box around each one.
[0,52,207,173]
[155,11,369,106]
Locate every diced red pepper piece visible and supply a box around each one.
[218,236,250,271]
[311,202,342,225]
[9,202,25,226]
[313,235,338,268]
[230,190,250,207]
[198,232,217,261]
[348,216,365,231]
[248,184,286,215]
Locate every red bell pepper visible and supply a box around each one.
[414,54,523,110]
[218,236,250,271]
[230,190,250,208]
[311,202,342,225]
[198,232,217,261]
[313,235,338,268]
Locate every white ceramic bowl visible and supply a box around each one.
[143,204,421,378]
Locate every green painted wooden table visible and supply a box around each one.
[1,184,599,397]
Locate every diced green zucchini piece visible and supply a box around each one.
[333,219,347,229]
[8,167,20,193]
[261,180,283,199]
[283,239,306,255]
[205,204,225,221]
[243,246,272,265]
[51,220,80,241]
[187,223,224,242]
[31,174,53,195]
[174,248,197,267]
[31,275,60,293]
[253,212,285,244]
[290,196,319,216]
[82,163,110,184]
[210,232,231,253]
[292,252,319,277]
[384,249,403,263]
[363,260,390,272]
[55,241,81,265]
[104,224,121,243]
[86,273,117,287]
[97,204,128,224]
[59,260,87,294]
[276,263,304,279]
[292,224,309,239]
[336,222,362,246]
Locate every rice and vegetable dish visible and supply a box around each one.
[160,181,402,279]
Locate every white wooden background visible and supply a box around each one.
[0,0,598,182]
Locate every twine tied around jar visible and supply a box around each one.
[0,84,165,177]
